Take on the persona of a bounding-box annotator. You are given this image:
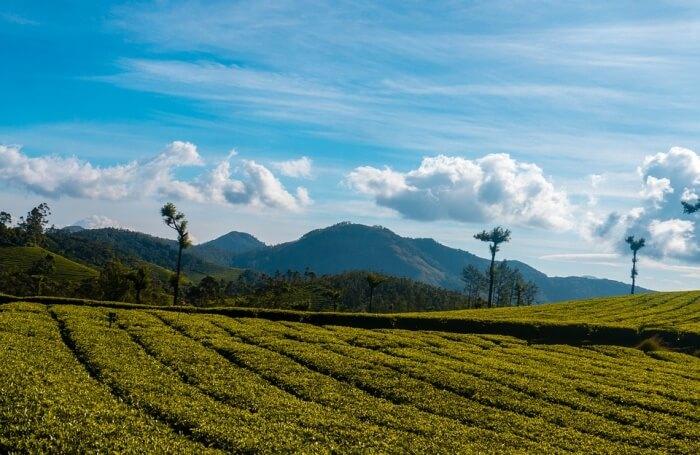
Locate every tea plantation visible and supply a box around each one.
[1,296,698,453]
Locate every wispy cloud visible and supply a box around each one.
[0,12,39,26]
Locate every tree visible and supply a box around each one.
[18,203,51,246]
[682,200,700,214]
[625,236,646,295]
[0,211,15,246]
[160,202,192,305]
[461,265,487,308]
[474,227,511,308]
[28,254,55,295]
[99,259,131,301]
[366,273,386,313]
[127,266,151,304]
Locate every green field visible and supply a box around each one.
[1,298,698,453]
[0,246,98,281]
[422,290,700,334]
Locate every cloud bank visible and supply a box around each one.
[346,154,573,230]
[589,147,700,261]
[0,142,310,211]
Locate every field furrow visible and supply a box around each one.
[0,303,217,453]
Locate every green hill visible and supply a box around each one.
[0,246,98,282]
[0,299,697,453]
[48,228,243,283]
[420,290,700,334]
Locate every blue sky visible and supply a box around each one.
[2,1,700,290]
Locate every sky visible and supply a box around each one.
[2,1,700,291]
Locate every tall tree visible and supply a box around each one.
[160,202,191,305]
[366,273,386,313]
[19,203,51,246]
[474,226,511,308]
[625,235,646,295]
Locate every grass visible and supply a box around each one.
[0,299,698,452]
[421,290,700,334]
[0,246,98,282]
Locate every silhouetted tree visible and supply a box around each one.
[161,202,191,305]
[461,265,487,307]
[127,266,151,304]
[366,273,386,312]
[625,235,646,295]
[682,200,700,214]
[99,259,131,301]
[0,211,15,245]
[474,227,511,308]
[28,254,55,295]
[18,203,51,246]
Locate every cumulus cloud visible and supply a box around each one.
[272,156,313,178]
[74,215,125,229]
[0,142,310,211]
[589,147,700,261]
[346,154,573,230]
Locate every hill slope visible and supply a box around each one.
[190,231,265,265]
[0,246,98,282]
[49,228,243,282]
[0,300,697,453]
[421,290,700,334]
[227,222,646,301]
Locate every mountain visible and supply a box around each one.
[226,222,647,302]
[47,228,243,282]
[190,231,266,265]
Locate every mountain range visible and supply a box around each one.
[57,222,646,302]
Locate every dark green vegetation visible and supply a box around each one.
[0,246,97,282]
[225,222,648,301]
[225,270,474,312]
[1,298,698,453]
[49,227,243,283]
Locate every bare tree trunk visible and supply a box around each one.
[174,244,183,305]
[368,287,374,312]
[487,251,496,308]
[630,251,637,295]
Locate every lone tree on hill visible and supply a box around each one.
[682,200,700,214]
[366,273,387,313]
[474,226,511,308]
[625,235,646,295]
[161,202,192,305]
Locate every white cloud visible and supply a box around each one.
[346,154,573,230]
[74,215,124,230]
[590,147,700,261]
[0,142,310,211]
[272,156,313,178]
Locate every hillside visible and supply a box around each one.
[0,299,697,453]
[424,290,700,334]
[49,228,243,282]
[0,246,98,282]
[190,231,266,265]
[227,223,647,301]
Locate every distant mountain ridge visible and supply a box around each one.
[216,222,647,302]
[53,222,648,302]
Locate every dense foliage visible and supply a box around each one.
[192,269,475,312]
[1,302,697,453]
